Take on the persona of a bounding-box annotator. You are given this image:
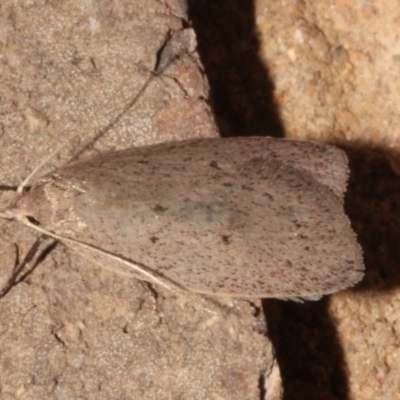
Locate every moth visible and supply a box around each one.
[1,136,364,299]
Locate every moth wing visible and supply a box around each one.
[26,138,363,298]
[260,138,349,199]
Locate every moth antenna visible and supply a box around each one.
[14,74,154,194]
[17,40,182,192]
[17,74,157,192]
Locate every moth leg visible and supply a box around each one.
[0,236,57,299]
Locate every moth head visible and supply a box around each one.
[0,185,38,223]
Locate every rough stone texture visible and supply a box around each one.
[188,1,400,399]
[330,292,400,400]
[256,0,400,150]
[0,1,277,399]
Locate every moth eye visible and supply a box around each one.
[26,215,40,226]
